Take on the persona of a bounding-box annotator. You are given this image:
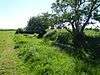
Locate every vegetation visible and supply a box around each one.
[0,28,99,75]
[14,34,75,75]
[0,31,30,75]
[24,13,54,37]
[51,0,100,48]
[0,0,100,75]
[0,29,16,31]
[14,30,100,75]
[16,28,24,34]
[44,29,72,45]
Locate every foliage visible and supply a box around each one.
[43,30,57,41]
[44,29,72,44]
[14,34,76,75]
[14,32,100,75]
[85,30,100,59]
[0,31,30,75]
[0,31,99,75]
[24,12,65,37]
[51,0,100,31]
[51,0,100,48]
[25,12,69,37]
[25,16,46,37]
[55,30,72,44]
[16,28,24,34]
[44,29,100,62]
[0,29,16,31]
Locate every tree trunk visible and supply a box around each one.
[72,30,86,49]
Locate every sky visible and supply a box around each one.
[0,0,54,29]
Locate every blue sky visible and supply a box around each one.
[0,0,54,29]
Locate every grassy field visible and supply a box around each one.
[0,31,30,75]
[14,34,76,75]
[0,30,100,75]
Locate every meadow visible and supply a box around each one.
[0,30,100,75]
[0,31,30,75]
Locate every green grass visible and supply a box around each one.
[85,30,100,37]
[14,31,100,75]
[0,31,30,75]
[14,34,75,75]
[0,30,100,75]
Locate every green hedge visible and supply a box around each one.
[44,29,72,45]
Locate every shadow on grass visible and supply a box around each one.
[53,36,100,65]
[86,36,100,64]
[52,36,100,74]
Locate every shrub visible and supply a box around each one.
[43,30,57,40]
[44,29,72,44]
[55,31,72,44]
[15,28,23,34]
[24,16,47,37]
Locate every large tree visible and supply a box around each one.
[51,0,100,48]
[25,12,56,37]
[25,16,46,37]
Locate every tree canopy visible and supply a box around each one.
[51,0,100,32]
[51,0,100,48]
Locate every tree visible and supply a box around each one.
[25,16,46,37]
[15,28,23,34]
[41,12,52,28]
[51,0,100,48]
[25,12,60,37]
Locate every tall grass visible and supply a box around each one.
[0,31,31,75]
[14,34,75,75]
[14,31,100,75]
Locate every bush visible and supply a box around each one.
[36,27,46,38]
[24,16,47,37]
[43,30,57,40]
[44,29,72,44]
[55,31,72,44]
[15,28,23,34]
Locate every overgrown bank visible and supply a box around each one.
[0,31,31,75]
[14,30,100,75]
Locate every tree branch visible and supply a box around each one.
[93,4,100,11]
[81,0,98,31]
